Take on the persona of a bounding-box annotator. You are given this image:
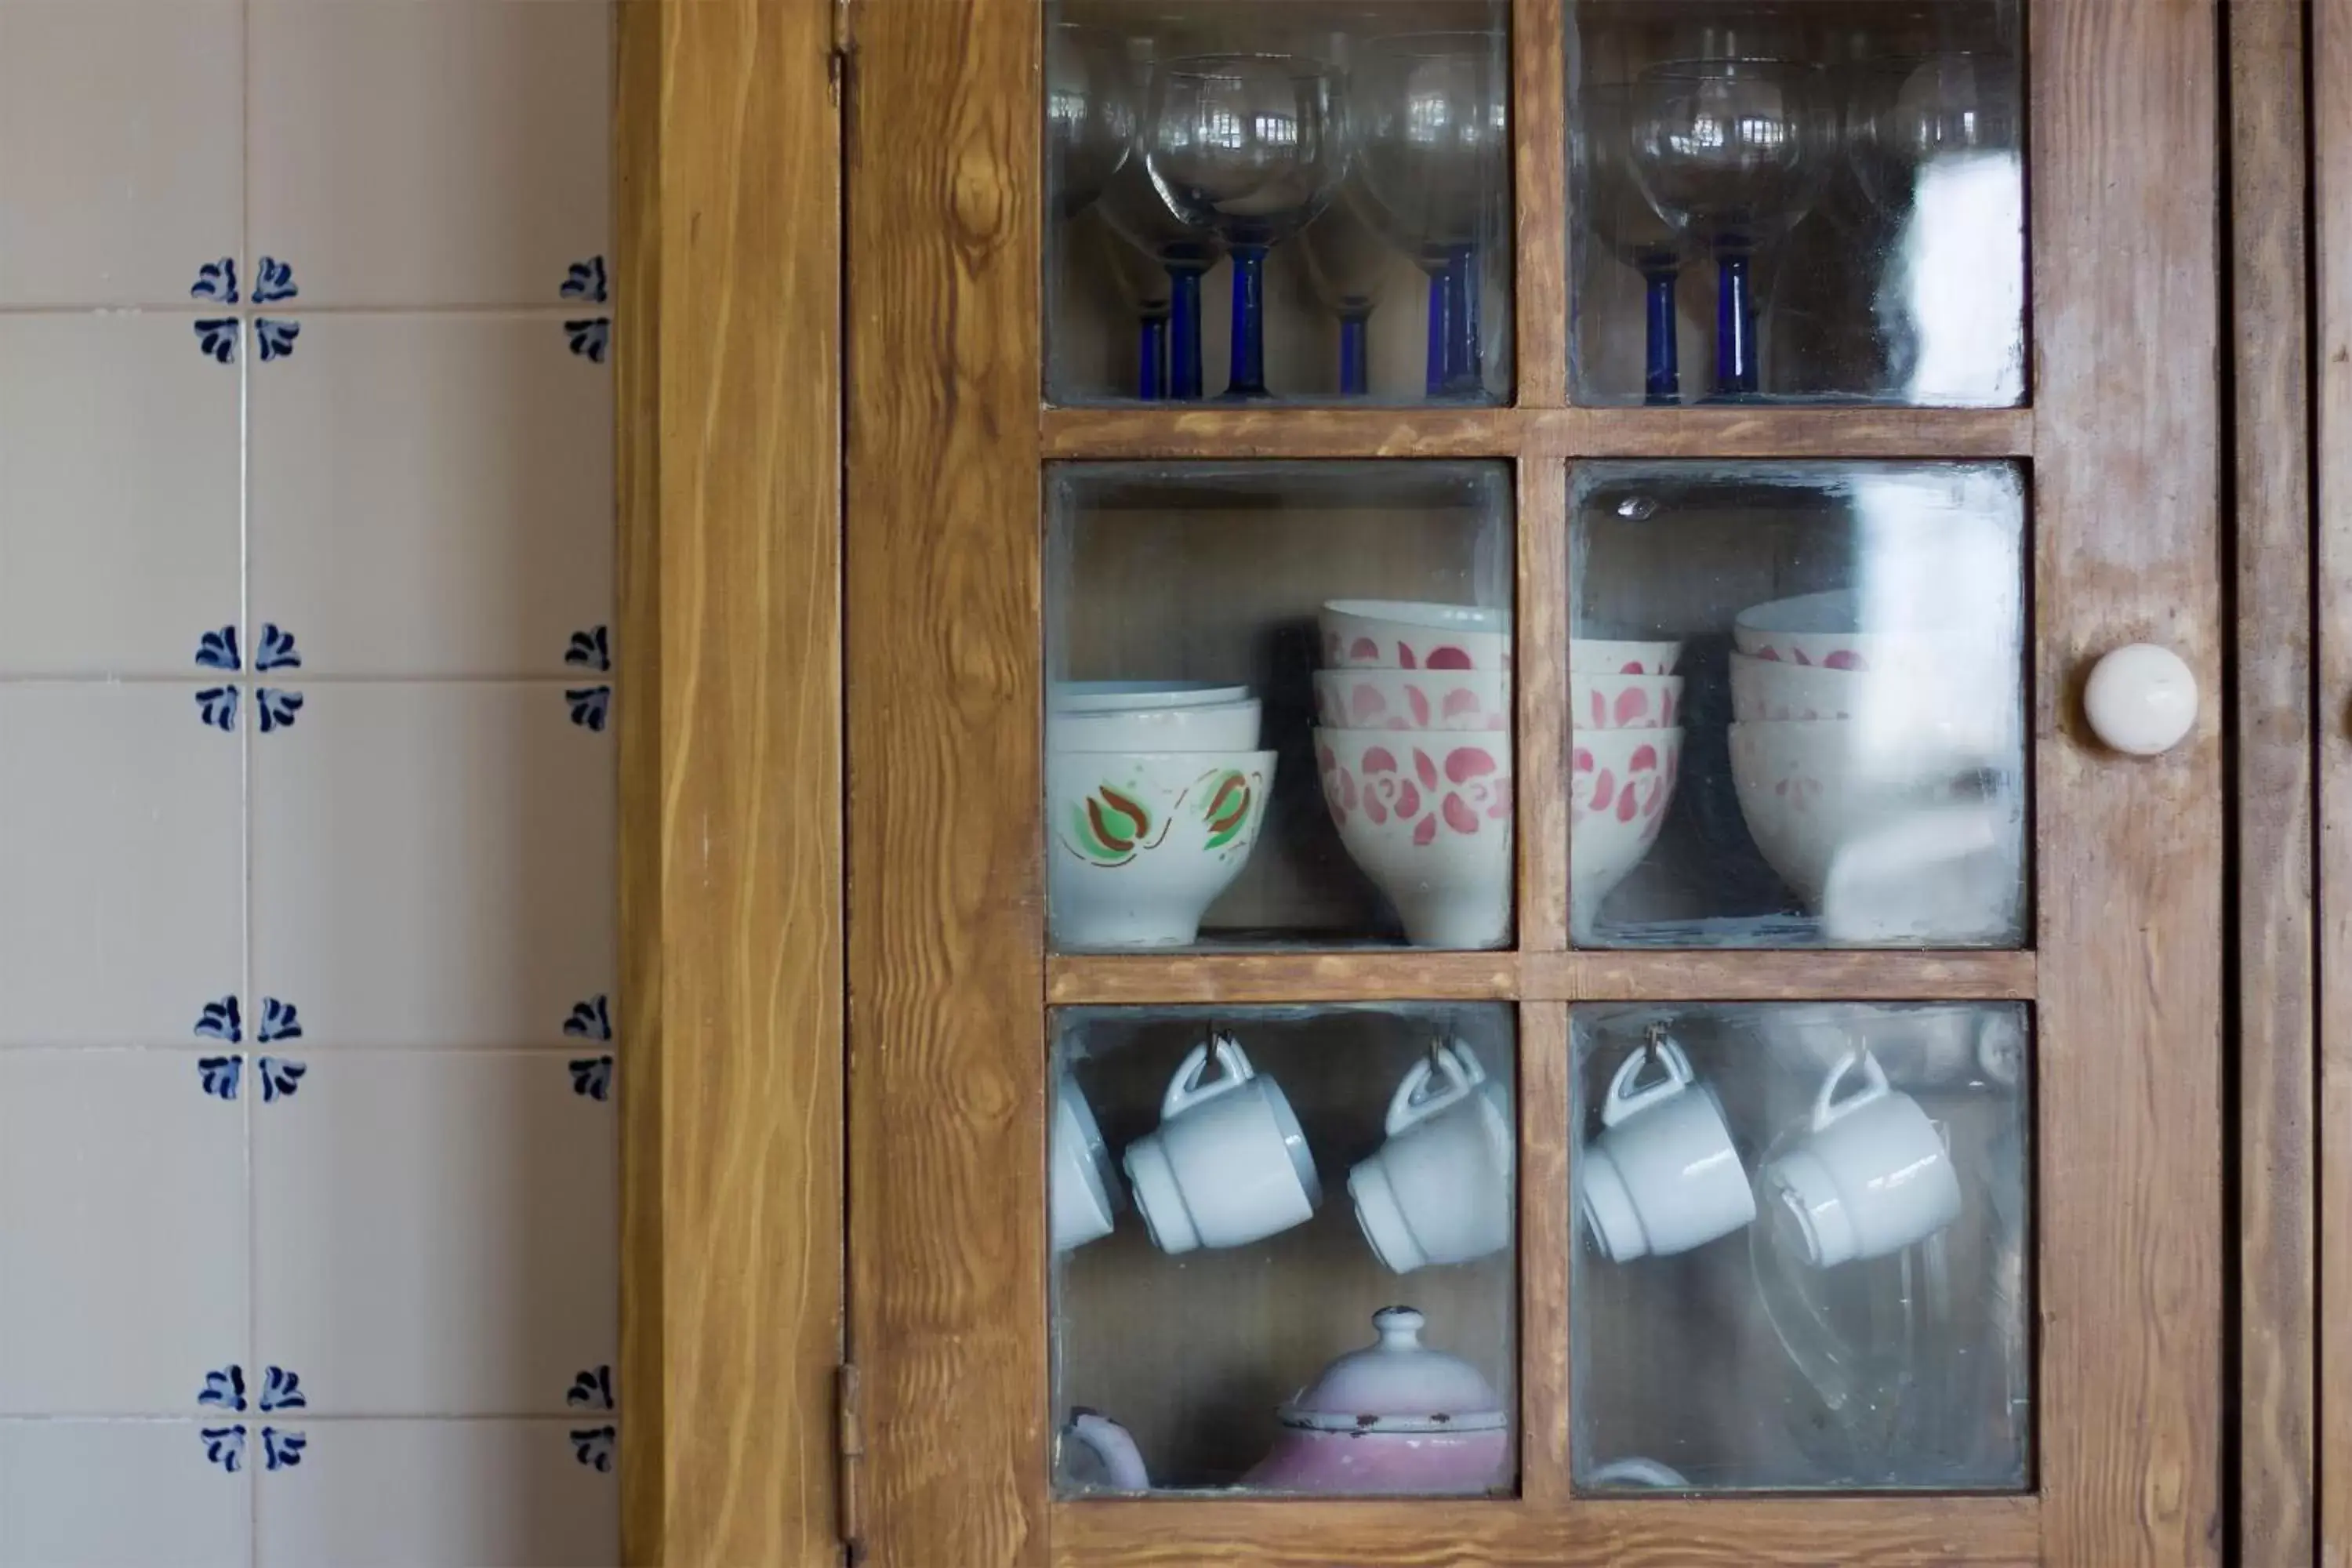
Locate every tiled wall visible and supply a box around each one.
[0,1,620,1563]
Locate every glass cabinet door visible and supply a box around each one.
[841,0,2225,1562]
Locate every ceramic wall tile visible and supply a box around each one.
[252,1051,615,1416]
[0,2,243,307]
[247,1,612,307]
[250,683,615,1048]
[0,1051,249,1416]
[249,314,615,677]
[255,1419,617,1568]
[0,315,242,677]
[0,1421,252,1568]
[0,686,243,1047]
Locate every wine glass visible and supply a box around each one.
[1632,57,1835,400]
[1047,23,1134,222]
[1094,33,1225,401]
[1579,83,1688,405]
[1145,53,1345,401]
[1298,177,1394,397]
[1353,31,1510,398]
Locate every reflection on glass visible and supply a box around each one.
[1053,1004,1519,1497]
[1569,461,2027,949]
[1570,1002,2032,1493]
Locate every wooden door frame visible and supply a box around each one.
[614,1,847,1564]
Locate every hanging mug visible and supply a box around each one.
[1348,1040,1515,1273]
[1760,1050,1963,1267]
[1122,1034,1321,1254]
[1579,1033,1755,1261]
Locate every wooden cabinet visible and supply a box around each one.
[612,0,2336,1563]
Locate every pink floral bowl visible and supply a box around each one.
[1312,670,1510,732]
[1570,637,1682,677]
[1320,601,1512,672]
[1571,728,1683,922]
[1313,728,1513,949]
[1733,590,1974,672]
[1570,673,1682,731]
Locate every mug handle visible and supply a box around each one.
[1162,1033,1254,1120]
[1600,1035,1694,1128]
[1385,1040,1487,1134]
[1810,1050,1892,1132]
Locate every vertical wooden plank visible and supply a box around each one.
[1514,0,1570,408]
[2229,2,2318,1563]
[1516,1001,1573,1504]
[615,0,846,1563]
[1518,458,1570,950]
[2030,0,2225,1562]
[844,1,1047,1565]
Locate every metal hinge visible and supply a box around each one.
[837,1362,866,1563]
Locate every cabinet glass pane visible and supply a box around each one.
[1047,0,1513,405]
[1570,1002,2031,1492]
[1568,1,2024,407]
[1051,1004,1518,1497]
[1568,460,2027,949]
[1048,463,1514,952]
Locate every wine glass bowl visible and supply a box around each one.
[1048,23,1137,222]
[1632,57,1833,248]
[1850,51,2022,212]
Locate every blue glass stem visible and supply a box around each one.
[1446,244,1482,395]
[1225,245,1270,399]
[1167,263,1206,400]
[1137,314,1169,401]
[1713,242,1759,398]
[1641,256,1681,405]
[1338,312,1371,397]
[1424,263,1449,397]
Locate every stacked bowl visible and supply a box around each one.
[1726,590,2024,942]
[1569,633,1686,924]
[1047,681,1276,949]
[1312,601,1514,948]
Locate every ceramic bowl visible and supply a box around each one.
[1730,652,1866,721]
[1320,601,1512,671]
[1048,750,1275,949]
[1729,720,1989,906]
[1051,680,1252,713]
[1312,669,1509,732]
[1570,728,1683,920]
[1732,589,1982,672]
[1570,636,1683,676]
[1049,699,1261,753]
[1570,672,1683,731]
[1313,728,1513,948]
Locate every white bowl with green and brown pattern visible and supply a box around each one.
[1047,750,1276,949]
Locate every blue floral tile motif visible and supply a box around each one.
[259,1366,307,1412]
[254,318,300,363]
[198,1055,242,1100]
[568,1056,613,1102]
[256,623,302,672]
[561,256,608,304]
[564,626,611,672]
[256,1057,307,1103]
[190,259,238,303]
[194,626,241,671]
[194,996,243,1044]
[194,318,238,364]
[566,1366,615,1410]
[257,997,303,1044]
[563,996,612,1042]
[565,318,611,365]
[200,1425,246,1474]
[252,256,298,305]
[199,1365,246,1411]
[566,686,611,733]
[261,1427,307,1471]
[570,1426,615,1473]
[195,686,239,731]
[256,688,304,734]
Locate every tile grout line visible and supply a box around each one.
[240,0,259,1550]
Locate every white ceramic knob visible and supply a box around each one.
[2084,644,2198,756]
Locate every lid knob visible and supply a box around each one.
[1371,1306,1426,1348]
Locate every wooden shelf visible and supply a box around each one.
[1040,405,2037,463]
[1046,948,2038,1006]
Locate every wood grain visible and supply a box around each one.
[2029,0,2226,1561]
[1048,950,1520,1004]
[2228,0,2318,1561]
[1512,0,1568,408]
[615,0,844,1563]
[1514,1003,1571,1505]
[1040,405,2035,460]
[1049,1494,2040,1566]
[1515,459,1570,949]
[844,1,1048,1565]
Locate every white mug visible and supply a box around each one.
[1122,1035,1320,1254]
[1348,1041,1515,1274]
[1761,1050,1963,1268]
[1579,1036,1755,1262]
[1051,1074,1118,1254]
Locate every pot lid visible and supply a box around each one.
[1277,1307,1506,1434]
